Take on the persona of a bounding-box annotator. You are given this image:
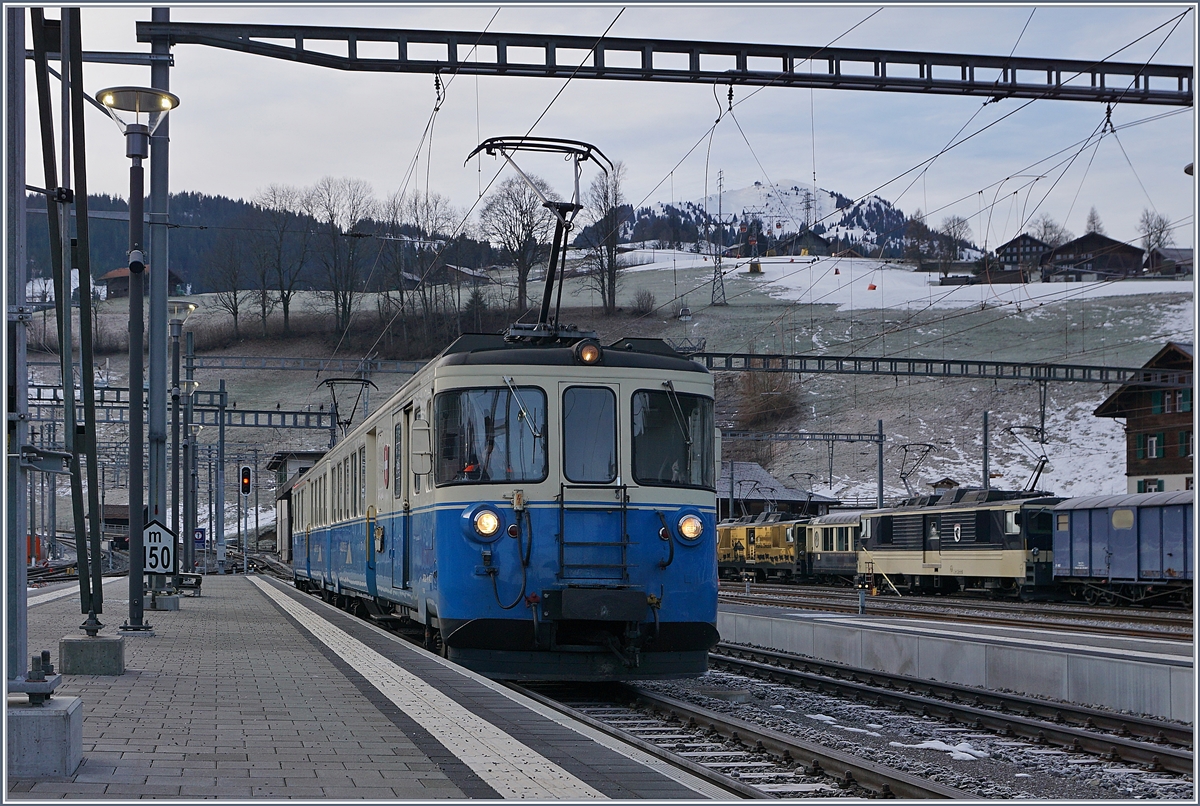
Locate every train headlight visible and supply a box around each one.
[474,510,501,538]
[678,514,704,540]
[574,339,603,365]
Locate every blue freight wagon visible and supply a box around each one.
[1052,491,1193,606]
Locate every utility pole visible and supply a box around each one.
[877,420,884,509]
[147,6,172,526]
[216,380,226,573]
[710,171,727,306]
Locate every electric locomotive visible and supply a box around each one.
[290,332,720,680]
[858,488,1061,596]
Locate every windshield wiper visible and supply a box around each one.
[503,376,542,439]
[661,380,692,446]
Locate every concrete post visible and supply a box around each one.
[217,380,226,572]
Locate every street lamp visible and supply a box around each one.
[168,300,195,568]
[97,86,179,632]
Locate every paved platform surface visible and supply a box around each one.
[718,602,1195,722]
[10,574,725,800]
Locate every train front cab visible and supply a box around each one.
[1052,491,1194,606]
[425,343,720,680]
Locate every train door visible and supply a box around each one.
[923,515,940,565]
[364,432,378,579]
[391,407,414,589]
[1089,509,1109,578]
[559,383,624,581]
[1106,507,1137,580]
[1162,505,1187,579]
[1138,507,1162,579]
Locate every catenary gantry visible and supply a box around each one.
[135,22,1193,106]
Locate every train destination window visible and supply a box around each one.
[562,387,616,483]
[631,390,715,489]
[434,387,548,485]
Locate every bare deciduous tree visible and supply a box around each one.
[310,176,376,335]
[1029,212,1073,249]
[938,215,972,276]
[252,183,316,335]
[1137,208,1174,253]
[479,175,557,312]
[206,229,249,339]
[578,161,627,315]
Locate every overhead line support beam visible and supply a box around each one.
[136,22,1192,106]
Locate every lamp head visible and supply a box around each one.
[168,299,197,323]
[95,86,179,135]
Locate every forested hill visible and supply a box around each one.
[25,191,258,288]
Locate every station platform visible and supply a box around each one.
[718,603,1195,723]
[10,574,730,799]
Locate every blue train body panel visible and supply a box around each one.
[1052,491,1193,589]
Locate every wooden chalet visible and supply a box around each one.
[995,233,1050,271]
[1145,247,1193,277]
[1094,342,1193,493]
[1040,233,1144,282]
[100,266,188,298]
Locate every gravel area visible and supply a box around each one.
[642,671,1195,800]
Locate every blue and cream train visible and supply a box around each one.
[287,333,720,680]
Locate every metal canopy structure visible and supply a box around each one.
[136,22,1193,106]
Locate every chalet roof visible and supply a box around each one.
[718,461,839,505]
[99,266,185,282]
[996,233,1050,252]
[1094,341,1193,418]
[1041,232,1143,262]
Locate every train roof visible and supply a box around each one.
[433,333,708,374]
[870,488,1061,514]
[1054,490,1195,510]
[807,510,867,525]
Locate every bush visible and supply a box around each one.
[631,288,656,316]
[734,368,799,429]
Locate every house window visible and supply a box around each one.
[1181,430,1193,458]
[1147,434,1158,458]
[1187,477,1194,490]
[1138,479,1163,493]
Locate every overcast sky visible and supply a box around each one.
[25,3,1197,249]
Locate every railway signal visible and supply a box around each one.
[240,465,251,496]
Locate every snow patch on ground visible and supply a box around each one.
[889,740,992,761]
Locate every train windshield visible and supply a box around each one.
[434,387,548,484]
[631,389,715,489]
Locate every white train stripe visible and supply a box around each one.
[28,576,123,608]
[251,577,606,800]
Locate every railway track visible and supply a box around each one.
[710,643,1194,775]
[719,587,1193,641]
[515,682,977,799]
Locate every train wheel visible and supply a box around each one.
[1181,588,1193,608]
[1082,587,1100,605]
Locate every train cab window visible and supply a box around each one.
[433,387,548,485]
[562,387,616,483]
[631,390,715,489]
[1003,510,1020,535]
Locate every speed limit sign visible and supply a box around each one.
[142,520,177,574]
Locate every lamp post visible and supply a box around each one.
[180,381,200,573]
[168,300,195,569]
[97,86,179,632]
